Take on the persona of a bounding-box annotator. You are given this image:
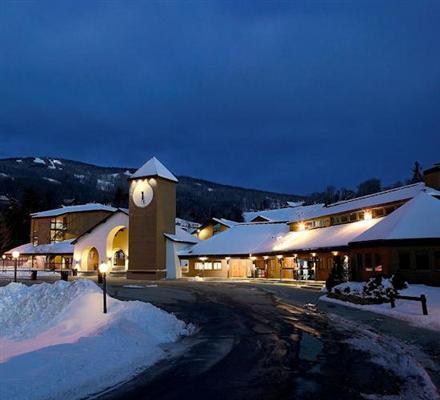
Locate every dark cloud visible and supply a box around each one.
[0,1,439,193]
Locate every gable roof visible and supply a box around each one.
[130,157,178,182]
[31,203,117,218]
[351,192,440,243]
[164,226,199,244]
[6,240,74,256]
[180,222,289,257]
[244,203,324,223]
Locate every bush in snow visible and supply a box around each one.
[390,270,408,291]
[330,277,398,305]
[325,262,345,291]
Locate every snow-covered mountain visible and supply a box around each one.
[0,157,303,222]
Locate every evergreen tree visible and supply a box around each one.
[357,178,381,197]
[411,161,423,183]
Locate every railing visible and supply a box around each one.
[389,293,428,315]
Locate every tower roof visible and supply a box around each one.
[130,157,178,182]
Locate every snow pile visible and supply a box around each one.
[329,314,439,400]
[0,280,193,400]
[322,283,440,331]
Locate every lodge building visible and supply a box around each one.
[5,158,440,285]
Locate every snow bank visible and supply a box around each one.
[321,284,440,331]
[0,280,192,400]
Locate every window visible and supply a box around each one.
[434,251,440,270]
[212,262,222,270]
[415,251,429,270]
[374,253,382,272]
[50,216,67,242]
[194,261,222,270]
[194,262,204,270]
[213,223,222,234]
[356,253,363,269]
[180,260,189,273]
[365,253,372,271]
[113,250,126,267]
[398,251,411,270]
[373,208,385,218]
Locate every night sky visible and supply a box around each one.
[1,1,439,194]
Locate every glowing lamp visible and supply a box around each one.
[12,251,20,259]
[364,210,372,221]
[311,252,317,257]
[263,255,269,260]
[99,263,109,274]
[297,222,306,231]
[332,251,338,256]
[225,256,231,261]
[276,255,283,260]
[199,257,208,262]
[2,254,6,260]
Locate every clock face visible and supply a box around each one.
[131,180,154,208]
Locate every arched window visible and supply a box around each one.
[113,250,126,266]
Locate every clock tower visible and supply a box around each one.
[127,157,177,280]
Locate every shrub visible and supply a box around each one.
[391,271,408,291]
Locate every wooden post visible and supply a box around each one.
[389,293,395,308]
[421,294,428,315]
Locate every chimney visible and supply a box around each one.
[424,163,440,190]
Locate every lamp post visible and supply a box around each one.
[12,251,20,283]
[99,262,109,314]
[2,254,5,272]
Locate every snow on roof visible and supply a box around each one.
[244,203,325,223]
[181,222,289,257]
[212,218,239,227]
[31,203,117,218]
[289,182,440,222]
[130,157,178,182]
[272,218,382,253]
[6,240,74,255]
[164,226,199,244]
[351,192,440,243]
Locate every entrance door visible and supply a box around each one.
[230,259,247,278]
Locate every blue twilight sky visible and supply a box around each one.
[0,1,439,194]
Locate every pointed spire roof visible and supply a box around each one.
[351,191,440,243]
[130,157,178,182]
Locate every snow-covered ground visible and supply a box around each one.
[321,283,440,332]
[0,280,193,400]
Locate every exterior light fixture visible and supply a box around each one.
[263,255,269,260]
[311,252,317,257]
[12,251,20,283]
[276,254,283,260]
[364,210,373,221]
[298,222,306,231]
[332,251,338,256]
[98,262,109,314]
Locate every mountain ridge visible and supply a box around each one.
[0,156,304,222]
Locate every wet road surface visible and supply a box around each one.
[94,281,434,400]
